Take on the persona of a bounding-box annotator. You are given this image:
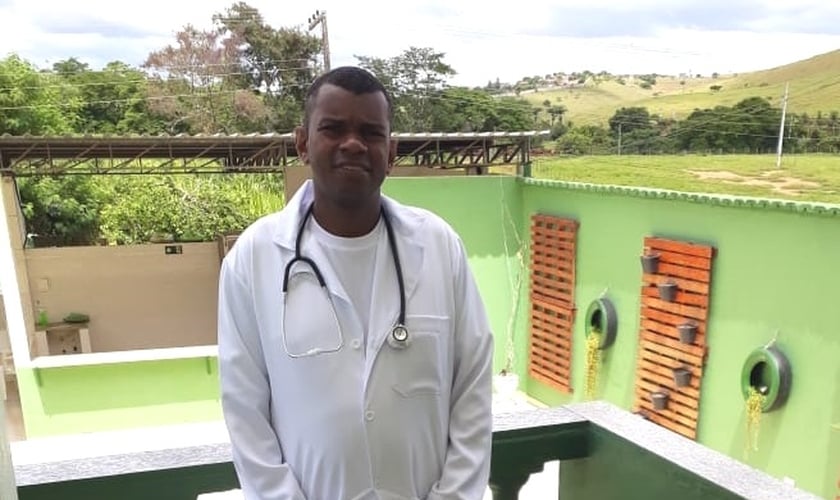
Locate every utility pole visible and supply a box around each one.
[776,82,789,169]
[307,10,330,72]
[617,123,622,156]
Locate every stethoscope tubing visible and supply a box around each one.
[282,201,409,349]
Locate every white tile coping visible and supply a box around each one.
[27,345,218,369]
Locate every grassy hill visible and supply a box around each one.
[523,49,840,127]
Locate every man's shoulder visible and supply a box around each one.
[221,210,284,271]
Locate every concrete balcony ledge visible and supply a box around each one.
[26,345,218,370]
[11,401,822,500]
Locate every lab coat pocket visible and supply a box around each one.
[391,314,449,399]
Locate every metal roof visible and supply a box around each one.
[0,130,550,175]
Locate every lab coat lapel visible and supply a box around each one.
[365,199,424,364]
[271,180,352,306]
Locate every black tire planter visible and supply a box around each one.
[740,344,792,413]
[673,366,692,387]
[585,297,618,349]
[677,321,698,344]
[651,391,669,410]
[641,252,660,274]
[657,280,678,301]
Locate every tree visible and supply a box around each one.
[0,55,79,135]
[143,23,267,133]
[356,47,456,131]
[213,2,321,131]
[18,176,103,246]
[609,107,652,134]
[52,58,165,134]
[429,87,532,132]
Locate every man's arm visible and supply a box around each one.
[218,252,307,500]
[427,235,494,500]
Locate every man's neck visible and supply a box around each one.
[311,196,382,237]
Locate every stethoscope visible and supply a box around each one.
[281,202,409,357]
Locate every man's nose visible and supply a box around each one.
[339,133,367,153]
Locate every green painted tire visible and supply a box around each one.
[740,345,792,413]
[585,297,617,349]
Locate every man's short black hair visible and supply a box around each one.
[302,66,394,128]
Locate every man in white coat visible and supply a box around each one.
[217,66,494,500]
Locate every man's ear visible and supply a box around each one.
[386,138,397,175]
[294,126,309,164]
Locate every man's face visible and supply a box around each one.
[295,83,396,209]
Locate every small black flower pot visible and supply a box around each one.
[657,280,678,301]
[641,252,660,274]
[673,367,692,387]
[651,391,669,410]
[677,321,698,344]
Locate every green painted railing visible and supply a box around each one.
[13,402,820,500]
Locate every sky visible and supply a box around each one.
[0,0,839,87]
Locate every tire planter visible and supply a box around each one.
[740,344,792,413]
[585,297,617,349]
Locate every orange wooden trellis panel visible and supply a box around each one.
[527,214,579,394]
[632,236,716,440]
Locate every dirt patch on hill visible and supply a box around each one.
[686,170,821,196]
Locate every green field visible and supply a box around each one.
[526,154,840,204]
[524,49,840,127]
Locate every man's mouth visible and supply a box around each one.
[336,163,369,172]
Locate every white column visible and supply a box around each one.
[0,385,20,500]
[0,177,33,370]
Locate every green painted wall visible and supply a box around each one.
[518,181,840,499]
[13,174,838,498]
[16,175,522,438]
[383,175,524,374]
[17,358,222,437]
[560,426,740,500]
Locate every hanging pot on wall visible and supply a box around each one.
[673,366,692,387]
[641,251,661,274]
[651,390,669,410]
[677,321,698,344]
[657,280,679,301]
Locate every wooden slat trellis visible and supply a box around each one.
[527,214,579,393]
[632,236,715,440]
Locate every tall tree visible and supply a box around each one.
[0,55,79,135]
[356,47,456,131]
[213,2,321,131]
[52,58,165,134]
[143,24,269,133]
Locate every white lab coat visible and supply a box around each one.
[218,180,494,500]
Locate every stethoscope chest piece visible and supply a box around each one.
[387,324,410,349]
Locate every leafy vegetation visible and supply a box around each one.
[2,4,839,245]
[3,2,536,247]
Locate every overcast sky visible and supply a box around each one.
[1,0,838,86]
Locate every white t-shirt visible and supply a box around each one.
[309,216,382,345]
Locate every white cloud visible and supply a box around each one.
[0,0,838,86]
